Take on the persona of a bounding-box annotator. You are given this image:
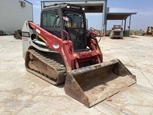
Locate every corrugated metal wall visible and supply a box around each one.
[0,0,33,34]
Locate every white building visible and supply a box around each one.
[0,0,33,34]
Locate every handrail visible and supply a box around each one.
[90,27,103,42]
[61,30,70,40]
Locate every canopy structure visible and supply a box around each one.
[107,13,137,20]
[41,1,105,13]
[107,12,137,36]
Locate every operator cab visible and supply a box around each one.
[40,3,87,51]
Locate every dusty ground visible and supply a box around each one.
[0,36,153,115]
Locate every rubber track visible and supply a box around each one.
[26,49,66,85]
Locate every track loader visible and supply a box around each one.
[22,3,136,107]
[142,26,153,36]
[110,25,123,39]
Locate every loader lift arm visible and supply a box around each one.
[28,21,102,70]
[28,21,73,70]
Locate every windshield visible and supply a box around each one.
[114,25,122,29]
[63,11,86,50]
[63,11,85,28]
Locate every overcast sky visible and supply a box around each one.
[28,0,153,30]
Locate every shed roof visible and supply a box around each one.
[41,0,105,13]
[107,12,137,20]
[81,4,104,13]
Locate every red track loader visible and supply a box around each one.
[22,3,136,107]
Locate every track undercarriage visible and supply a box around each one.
[25,49,66,85]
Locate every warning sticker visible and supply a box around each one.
[63,17,69,21]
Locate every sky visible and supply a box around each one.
[28,0,153,30]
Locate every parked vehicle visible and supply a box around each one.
[110,25,123,39]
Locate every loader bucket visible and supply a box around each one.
[64,59,136,107]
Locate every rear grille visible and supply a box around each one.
[114,31,121,35]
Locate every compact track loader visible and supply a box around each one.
[22,3,136,107]
[142,26,153,36]
[110,25,123,39]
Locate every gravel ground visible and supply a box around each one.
[0,35,153,115]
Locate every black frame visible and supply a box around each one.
[40,4,88,50]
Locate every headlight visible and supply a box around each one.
[67,5,70,8]
[82,8,85,10]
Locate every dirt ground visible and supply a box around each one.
[0,36,153,115]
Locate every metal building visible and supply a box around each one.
[0,0,33,34]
